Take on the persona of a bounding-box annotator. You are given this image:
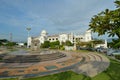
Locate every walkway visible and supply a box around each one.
[72,52,110,77]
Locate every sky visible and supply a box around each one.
[0,0,116,42]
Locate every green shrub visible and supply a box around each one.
[115,55,120,60]
[60,45,65,50]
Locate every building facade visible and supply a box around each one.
[27,30,92,48]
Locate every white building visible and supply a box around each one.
[17,43,24,47]
[27,29,92,48]
[95,40,108,48]
[47,35,59,42]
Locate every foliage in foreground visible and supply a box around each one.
[89,0,120,48]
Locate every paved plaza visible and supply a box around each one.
[0,50,110,78]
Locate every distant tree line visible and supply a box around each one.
[40,39,106,50]
[40,40,73,50]
[0,39,16,47]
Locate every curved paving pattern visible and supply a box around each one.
[0,52,66,63]
[0,51,110,78]
[72,52,110,77]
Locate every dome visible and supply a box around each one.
[41,30,47,34]
[40,30,48,36]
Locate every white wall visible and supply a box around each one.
[27,37,32,48]
[65,46,74,50]
[85,30,92,42]
[59,34,68,44]
[95,40,107,48]
[47,36,58,42]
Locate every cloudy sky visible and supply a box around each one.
[0,0,116,42]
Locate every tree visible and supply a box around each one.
[50,41,60,49]
[115,0,120,8]
[40,41,60,49]
[24,42,27,46]
[40,41,50,48]
[0,39,9,43]
[64,40,73,46]
[0,39,9,46]
[89,0,120,38]
[89,0,120,48]
[0,42,2,46]
[6,42,16,47]
[108,39,120,48]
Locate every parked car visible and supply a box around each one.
[111,50,120,56]
[86,48,96,51]
[96,47,107,53]
[107,49,120,56]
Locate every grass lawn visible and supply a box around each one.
[1,58,120,80]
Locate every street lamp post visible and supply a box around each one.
[26,27,31,37]
[26,27,31,48]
